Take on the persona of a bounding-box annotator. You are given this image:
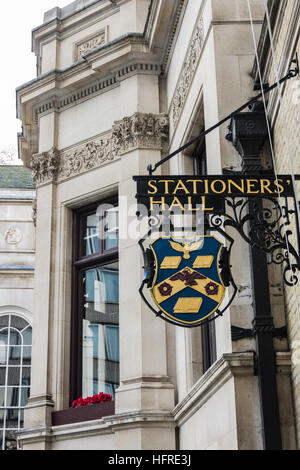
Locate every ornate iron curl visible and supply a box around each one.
[209,195,300,287]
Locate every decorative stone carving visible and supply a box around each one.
[75,30,106,61]
[31,148,59,185]
[31,113,169,185]
[5,227,22,245]
[58,135,114,181]
[171,17,204,128]
[112,113,169,155]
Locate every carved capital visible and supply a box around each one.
[31,148,59,186]
[112,113,169,155]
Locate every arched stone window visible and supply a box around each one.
[0,315,32,451]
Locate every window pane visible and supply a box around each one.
[8,368,20,386]
[104,207,119,251]
[8,347,21,366]
[82,262,119,399]
[6,409,19,428]
[0,409,5,428]
[19,409,24,428]
[21,368,31,386]
[9,330,22,346]
[85,213,100,256]
[20,388,30,407]
[105,326,119,362]
[0,347,7,366]
[22,347,31,365]
[84,264,119,322]
[0,388,5,406]
[0,316,9,329]
[0,367,5,386]
[6,388,19,407]
[22,327,32,346]
[10,317,28,332]
[0,330,8,346]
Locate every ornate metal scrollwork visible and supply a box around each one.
[209,195,300,287]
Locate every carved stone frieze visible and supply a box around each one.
[171,17,204,129]
[58,135,114,181]
[30,113,169,186]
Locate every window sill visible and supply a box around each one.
[52,401,115,426]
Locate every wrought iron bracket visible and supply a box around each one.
[231,324,287,341]
[147,55,299,175]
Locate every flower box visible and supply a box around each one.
[52,401,115,426]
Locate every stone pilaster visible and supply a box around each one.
[112,112,176,450]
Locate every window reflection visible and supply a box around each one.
[85,214,100,256]
[84,206,119,256]
[82,262,119,399]
[104,207,119,251]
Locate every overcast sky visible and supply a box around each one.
[0,1,72,158]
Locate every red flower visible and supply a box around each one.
[72,392,112,408]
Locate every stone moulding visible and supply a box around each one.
[170,15,204,130]
[30,113,169,186]
[32,63,161,124]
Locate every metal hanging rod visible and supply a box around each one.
[147,54,299,176]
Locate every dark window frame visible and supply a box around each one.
[193,138,216,374]
[70,197,118,405]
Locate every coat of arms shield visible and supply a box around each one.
[149,236,226,326]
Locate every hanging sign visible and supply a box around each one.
[133,175,294,212]
[133,172,300,327]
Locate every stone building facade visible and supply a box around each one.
[0,166,35,450]
[15,0,299,450]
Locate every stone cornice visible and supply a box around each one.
[17,34,150,103]
[32,0,118,54]
[102,410,175,431]
[17,36,163,126]
[160,0,187,76]
[31,113,169,186]
[31,62,161,123]
[17,1,184,121]
[17,410,174,446]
